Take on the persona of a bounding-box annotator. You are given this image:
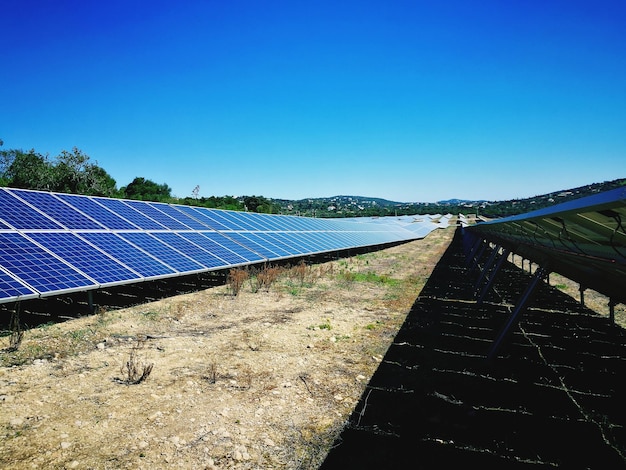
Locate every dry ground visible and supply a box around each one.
[1,228,455,470]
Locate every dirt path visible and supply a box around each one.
[1,228,455,469]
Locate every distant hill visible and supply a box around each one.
[271,178,626,218]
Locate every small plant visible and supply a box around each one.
[291,260,309,286]
[8,304,23,351]
[308,319,332,331]
[227,268,249,296]
[255,265,282,291]
[205,361,219,384]
[120,340,153,385]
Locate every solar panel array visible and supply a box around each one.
[0,188,440,304]
[466,186,626,304]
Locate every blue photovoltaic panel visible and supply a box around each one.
[10,189,105,230]
[0,232,96,294]
[176,206,230,231]
[80,232,176,278]
[0,189,63,230]
[118,232,205,273]
[225,211,263,231]
[224,232,282,259]
[235,232,292,258]
[205,210,247,230]
[201,232,265,262]
[150,203,210,231]
[0,268,37,300]
[57,193,138,230]
[123,200,191,230]
[180,232,251,265]
[94,198,168,230]
[272,233,310,254]
[237,212,272,231]
[28,232,141,285]
[255,233,300,256]
[152,232,228,269]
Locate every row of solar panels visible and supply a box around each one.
[0,188,440,304]
[466,186,626,304]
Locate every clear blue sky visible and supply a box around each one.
[2,0,625,202]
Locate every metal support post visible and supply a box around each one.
[609,300,616,324]
[465,237,484,268]
[88,291,95,314]
[579,285,585,307]
[469,241,488,273]
[474,245,501,292]
[487,265,549,362]
[477,248,511,304]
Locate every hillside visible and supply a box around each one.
[272,178,626,218]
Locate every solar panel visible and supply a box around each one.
[0,188,436,305]
[175,206,231,231]
[123,200,191,230]
[152,232,228,269]
[94,198,168,230]
[0,189,63,230]
[80,232,176,278]
[0,232,96,294]
[10,189,105,230]
[57,193,138,230]
[117,232,205,273]
[0,268,37,301]
[27,232,141,286]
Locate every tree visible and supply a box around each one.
[123,177,172,202]
[52,147,117,197]
[0,148,54,190]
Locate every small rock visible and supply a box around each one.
[264,438,275,447]
[233,450,243,461]
[9,418,24,427]
[329,336,337,343]
[68,460,79,469]
[60,441,71,450]
[96,342,106,350]
[356,374,366,381]
[334,394,344,402]
[138,441,149,449]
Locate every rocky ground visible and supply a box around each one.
[0,228,455,469]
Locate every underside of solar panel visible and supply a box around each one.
[0,188,448,304]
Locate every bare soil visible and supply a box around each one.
[1,228,455,470]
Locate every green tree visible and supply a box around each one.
[51,147,117,197]
[122,177,172,202]
[0,148,54,190]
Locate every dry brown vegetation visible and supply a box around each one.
[0,229,454,469]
